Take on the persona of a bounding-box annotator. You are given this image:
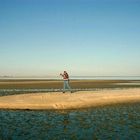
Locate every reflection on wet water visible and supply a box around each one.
[0,103,140,140]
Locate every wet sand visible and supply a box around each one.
[0,88,140,110]
[0,79,140,89]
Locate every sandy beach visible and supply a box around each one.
[0,88,140,110]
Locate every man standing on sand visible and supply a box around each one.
[60,71,72,93]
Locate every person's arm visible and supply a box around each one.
[60,73,64,78]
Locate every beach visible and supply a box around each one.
[0,88,140,110]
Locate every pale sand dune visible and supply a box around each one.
[0,88,140,110]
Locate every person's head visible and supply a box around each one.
[64,71,67,74]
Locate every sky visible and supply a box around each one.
[0,0,140,77]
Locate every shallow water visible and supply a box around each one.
[0,88,121,97]
[114,83,140,85]
[0,103,140,140]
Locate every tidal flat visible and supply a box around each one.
[0,79,140,90]
[0,80,140,139]
[0,80,140,97]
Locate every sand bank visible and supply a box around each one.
[0,88,140,110]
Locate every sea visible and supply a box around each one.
[1,76,140,80]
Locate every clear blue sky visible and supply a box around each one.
[0,0,140,77]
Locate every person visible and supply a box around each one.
[60,71,72,93]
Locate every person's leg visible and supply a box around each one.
[66,80,72,92]
[63,80,67,93]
